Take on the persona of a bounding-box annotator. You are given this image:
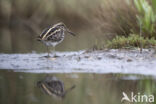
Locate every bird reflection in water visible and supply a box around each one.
[37,76,76,99]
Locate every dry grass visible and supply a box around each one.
[91,0,156,48]
[92,0,139,39]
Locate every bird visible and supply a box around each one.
[37,22,75,58]
[37,76,76,98]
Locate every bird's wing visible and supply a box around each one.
[46,28,62,40]
[39,82,53,96]
[45,81,65,96]
[40,26,51,38]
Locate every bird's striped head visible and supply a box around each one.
[53,22,66,29]
[54,22,76,36]
[37,22,76,41]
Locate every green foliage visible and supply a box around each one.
[152,0,156,11]
[134,0,156,37]
[105,0,156,49]
[106,34,156,49]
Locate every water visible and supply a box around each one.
[1,27,156,104]
[0,69,155,104]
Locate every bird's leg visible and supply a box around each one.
[46,46,50,58]
[53,46,59,58]
[53,46,56,57]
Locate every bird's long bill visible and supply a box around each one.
[66,30,76,36]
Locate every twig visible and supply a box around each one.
[139,20,143,53]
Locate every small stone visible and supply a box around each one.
[127,59,132,62]
[84,56,90,58]
[97,57,102,60]
[108,54,116,58]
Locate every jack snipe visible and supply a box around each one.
[37,22,75,58]
[37,76,76,98]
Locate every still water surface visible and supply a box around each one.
[0,69,155,104]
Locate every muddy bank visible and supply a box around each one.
[0,49,156,76]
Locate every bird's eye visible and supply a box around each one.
[61,26,64,29]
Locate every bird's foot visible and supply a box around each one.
[53,54,60,58]
[48,55,59,61]
[43,55,51,58]
[39,55,51,59]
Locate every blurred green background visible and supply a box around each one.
[0,0,105,53]
[0,0,156,53]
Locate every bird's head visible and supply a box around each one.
[55,22,76,36]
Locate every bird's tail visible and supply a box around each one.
[36,36,42,41]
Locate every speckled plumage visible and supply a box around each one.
[37,22,75,57]
[37,76,76,98]
[37,76,65,97]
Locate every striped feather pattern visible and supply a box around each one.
[37,22,74,47]
[37,76,76,98]
[37,77,65,97]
